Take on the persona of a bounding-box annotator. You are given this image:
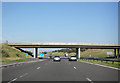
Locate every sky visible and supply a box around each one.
[2,2,118,44]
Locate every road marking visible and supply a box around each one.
[19,73,28,78]
[20,75,23,78]
[80,61,120,70]
[37,67,40,69]
[74,67,76,69]
[86,78,93,83]
[8,78,17,83]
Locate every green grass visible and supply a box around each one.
[2,43,32,58]
[1,43,35,63]
[80,49,114,58]
[79,59,120,68]
[48,49,114,58]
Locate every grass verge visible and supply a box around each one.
[79,59,120,68]
[1,58,38,63]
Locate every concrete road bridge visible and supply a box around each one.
[9,43,120,58]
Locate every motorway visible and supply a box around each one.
[2,58,119,83]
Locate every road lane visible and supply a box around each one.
[2,59,48,81]
[68,60,119,81]
[2,58,119,82]
[16,59,86,81]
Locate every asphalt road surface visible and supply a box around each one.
[2,58,119,83]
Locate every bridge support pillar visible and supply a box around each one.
[34,48,38,58]
[76,48,80,59]
[114,49,116,58]
[117,48,119,58]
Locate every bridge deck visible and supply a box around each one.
[9,43,120,49]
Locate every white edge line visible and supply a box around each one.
[80,61,120,70]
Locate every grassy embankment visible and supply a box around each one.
[1,43,37,63]
[48,49,114,57]
[79,49,119,68]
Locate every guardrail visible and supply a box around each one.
[80,57,120,64]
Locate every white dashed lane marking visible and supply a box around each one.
[86,77,93,83]
[19,75,23,78]
[8,78,18,83]
[37,67,40,69]
[8,73,28,83]
[74,67,76,69]
[19,73,28,78]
